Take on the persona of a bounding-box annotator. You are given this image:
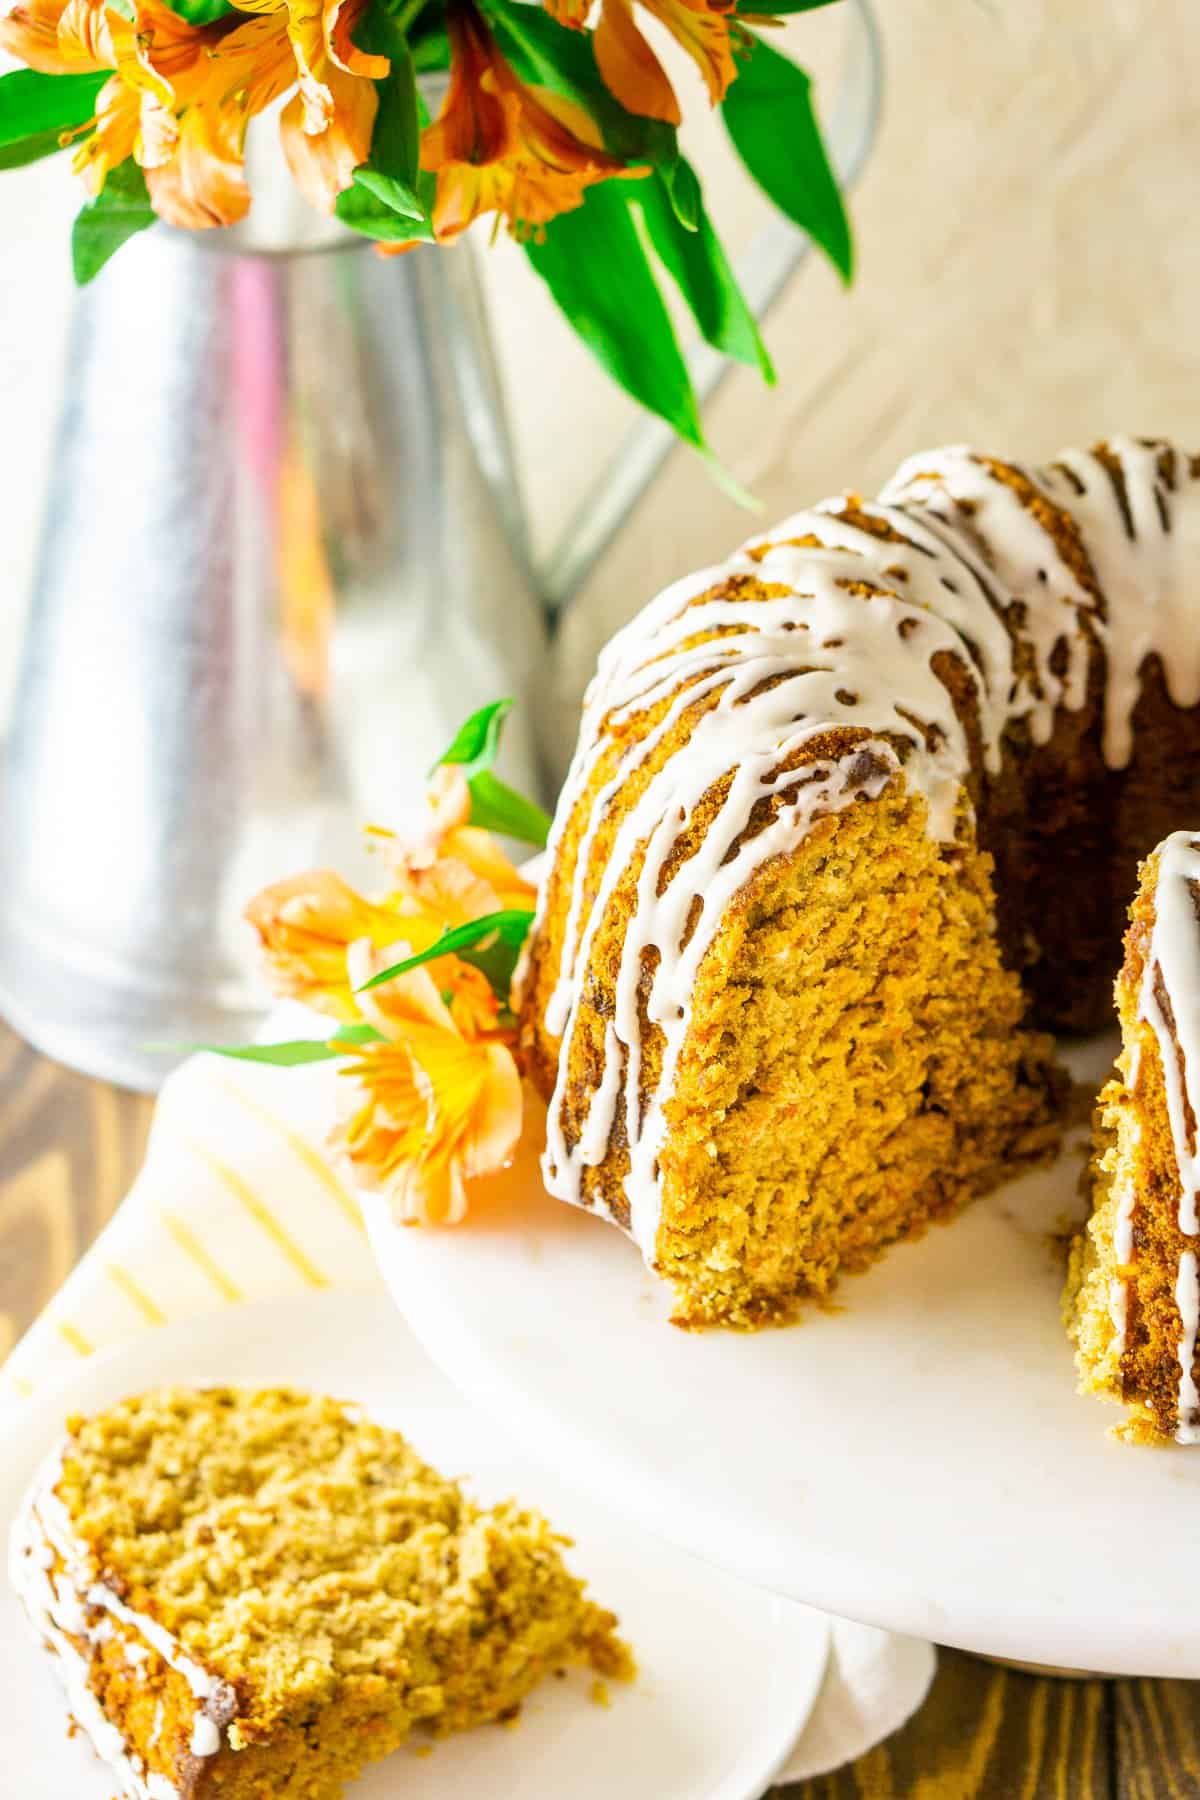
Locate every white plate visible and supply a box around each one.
[367,1036,1200,1679]
[0,1293,829,1800]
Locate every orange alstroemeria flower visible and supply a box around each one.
[408,0,636,243]
[0,0,295,225]
[548,0,738,124]
[0,0,378,224]
[331,941,522,1225]
[234,0,383,211]
[373,767,538,926]
[245,870,425,1020]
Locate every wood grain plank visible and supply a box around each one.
[775,1653,1112,1800]
[0,1022,152,1354]
[1113,1679,1200,1800]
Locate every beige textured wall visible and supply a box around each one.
[548,0,1200,756]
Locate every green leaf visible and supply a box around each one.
[721,32,852,283]
[525,182,705,451]
[351,167,424,220]
[0,69,107,144]
[736,0,842,10]
[72,159,156,286]
[336,10,432,238]
[0,69,107,169]
[410,25,450,71]
[336,178,433,241]
[330,1022,389,1045]
[165,0,234,18]
[154,1022,386,1066]
[434,699,514,777]
[658,155,701,233]
[465,770,552,846]
[458,930,526,999]
[432,702,551,844]
[362,9,421,193]
[0,130,69,172]
[174,1039,338,1068]
[635,163,775,383]
[357,910,535,993]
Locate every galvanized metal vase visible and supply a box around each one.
[0,1,881,1090]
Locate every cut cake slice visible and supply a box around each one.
[10,1387,631,1798]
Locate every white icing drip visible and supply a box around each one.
[1109,1141,1141,1352]
[1109,1276,1129,1344]
[9,1473,182,1800]
[578,1024,623,1168]
[1139,833,1200,1231]
[190,1715,222,1757]
[888,437,1200,768]
[83,1582,214,1701]
[9,1443,226,1796]
[1177,1251,1200,1444]
[1136,831,1200,1438]
[1047,439,1200,767]
[754,497,1020,773]
[536,438,1200,1269]
[883,444,1097,744]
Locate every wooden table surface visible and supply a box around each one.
[1,1016,1195,1799]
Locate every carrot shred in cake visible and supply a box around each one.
[10,1388,633,1798]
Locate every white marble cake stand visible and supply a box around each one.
[367,1035,1200,1679]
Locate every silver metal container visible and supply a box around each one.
[0,2,881,1090]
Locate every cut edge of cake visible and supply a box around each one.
[1065,832,1200,1443]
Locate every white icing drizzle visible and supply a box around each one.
[8,1443,228,1795]
[1177,1253,1200,1446]
[1136,831,1200,1439]
[189,1716,222,1757]
[887,437,1200,768]
[533,438,1200,1267]
[882,444,1099,745]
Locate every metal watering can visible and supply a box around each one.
[0,1,879,1089]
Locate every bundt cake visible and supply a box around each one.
[1066,834,1200,1442]
[518,436,1200,1328]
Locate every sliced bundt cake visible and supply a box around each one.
[1066,833,1200,1442]
[518,437,1200,1328]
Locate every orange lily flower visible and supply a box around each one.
[331,941,523,1224]
[548,0,738,122]
[234,0,384,211]
[411,0,636,242]
[372,766,538,925]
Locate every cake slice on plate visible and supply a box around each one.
[10,1387,631,1798]
[1066,833,1200,1442]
